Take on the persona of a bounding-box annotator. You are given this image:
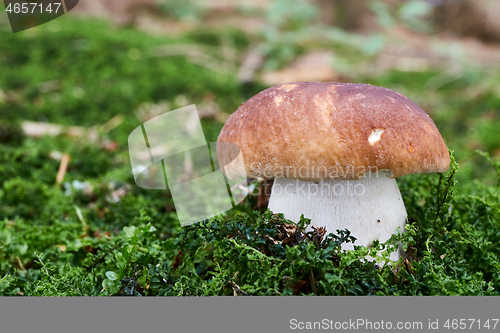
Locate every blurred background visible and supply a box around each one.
[1,0,500,184]
[0,0,500,296]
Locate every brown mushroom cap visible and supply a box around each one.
[217,82,450,181]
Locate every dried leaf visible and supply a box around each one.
[172,250,183,271]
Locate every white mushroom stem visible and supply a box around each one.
[267,172,407,262]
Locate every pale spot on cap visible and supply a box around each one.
[368,128,385,145]
[278,83,298,91]
[274,95,284,106]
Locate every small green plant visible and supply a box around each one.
[159,0,205,21]
[257,0,386,71]
[476,151,500,187]
[369,0,434,32]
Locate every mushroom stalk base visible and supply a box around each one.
[267,174,407,261]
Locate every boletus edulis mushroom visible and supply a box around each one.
[217,82,450,261]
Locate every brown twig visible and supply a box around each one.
[55,153,71,185]
[231,272,250,296]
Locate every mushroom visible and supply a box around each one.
[217,82,450,261]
